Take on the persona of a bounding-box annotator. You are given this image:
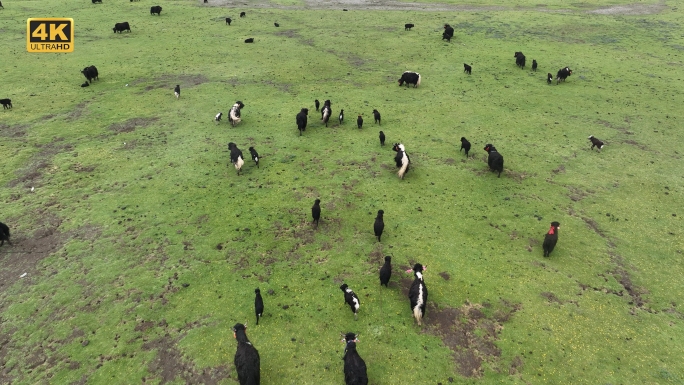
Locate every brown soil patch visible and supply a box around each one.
[0,123,29,138]
[7,140,74,188]
[621,139,648,151]
[588,3,666,15]
[581,216,606,238]
[610,254,646,308]
[70,163,97,173]
[108,117,159,133]
[567,186,590,202]
[439,272,450,280]
[66,101,88,121]
[428,300,520,377]
[142,335,230,384]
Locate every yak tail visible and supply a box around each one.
[398,160,409,179]
[416,73,421,87]
[413,306,422,326]
[235,157,244,171]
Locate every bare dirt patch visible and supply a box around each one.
[108,117,159,134]
[143,335,230,384]
[428,300,520,378]
[588,3,667,15]
[0,123,29,138]
[6,140,74,188]
[66,102,89,122]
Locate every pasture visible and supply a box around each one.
[1,0,684,383]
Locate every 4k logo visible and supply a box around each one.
[27,18,74,53]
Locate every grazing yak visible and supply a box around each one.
[463,63,472,75]
[232,323,260,385]
[543,222,561,257]
[556,67,572,84]
[341,332,368,385]
[460,137,471,157]
[92,0,102,3]
[442,24,454,42]
[393,143,410,179]
[226,17,232,25]
[404,23,414,31]
[484,144,504,177]
[81,82,90,87]
[1,99,13,109]
[228,142,245,175]
[240,11,246,17]
[296,108,308,136]
[398,71,421,88]
[81,65,99,83]
[150,5,162,15]
[244,38,254,43]
[229,101,245,126]
[113,22,131,33]
[274,22,279,27]
[588,135,605,152]
[514,51,526,69]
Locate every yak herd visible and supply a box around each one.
[0,5,614,385]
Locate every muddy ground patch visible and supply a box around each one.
[6,140,74,189]
[108,117,159,134]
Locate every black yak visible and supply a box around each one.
[150,5,162,15]
[514,51,526,69]
[484,144,504,177]
[405,23,414,31]
[556,67,572,84]
[341,332,368,385]
[379,131,385,146]
[296,108,308,136]
[542,222,560,257]
[113,22,131,33]
[442,24,454,42]
[226,17,232,25]
[460,137,471,156]
[81,65,99,83]
[245,38,254,43]
[379,256,391,287]
[254,289,264,325]
[0,222,11,246]
[372,109,381,125]
[463,63,472,75]
[232,323,260,385]
[312,199,321,228]
[532,59,538,71]
[373,210,384,242]
[398,71,421,88]
[357,115,363,129]
[0,99,11,109]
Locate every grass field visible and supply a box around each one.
[1,0,684,384]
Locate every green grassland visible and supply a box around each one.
[1,0,684,384]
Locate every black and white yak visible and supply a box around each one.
[484,144,504,178]
[232,323,260,385]
[393,143,410,179]
[248,147,259,168]
[556,67,572,84]
[542,222,560,258]
[588,135,605,152]
[228,142,245,175]
[398,71,421,88]
[321,100,331,127]
[254,289,264,325]
[407,263,428,326]
[215,112,223,122]
[340,283,360,320]
[296,108,308,136]
[341,332,368,385]
[174,84,180,99]
[547,73,553,84]
[339,109,344,125]
[379,256,391,287]
[229,101,245,126]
